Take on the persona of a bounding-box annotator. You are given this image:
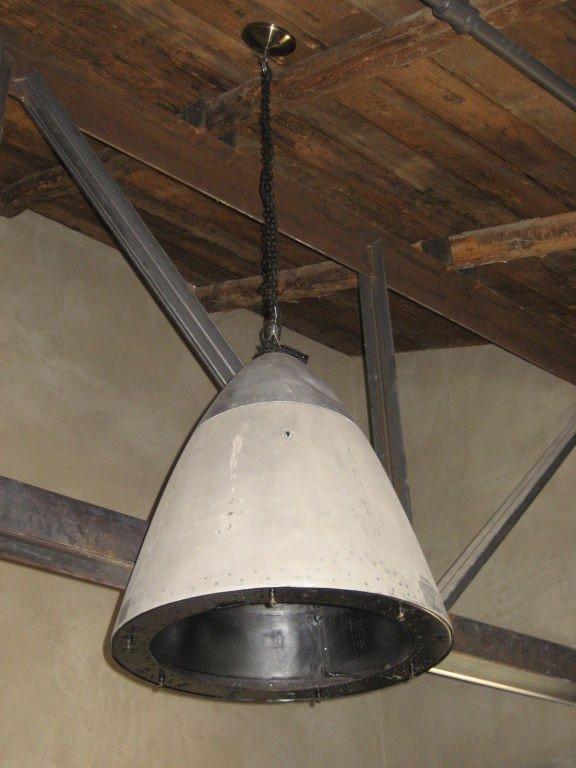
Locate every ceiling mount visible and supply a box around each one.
[241,22,296,58]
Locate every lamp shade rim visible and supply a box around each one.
[112,586,453,703]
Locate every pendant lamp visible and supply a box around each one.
[111,23,453,702]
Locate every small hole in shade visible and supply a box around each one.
[283,430,292,439]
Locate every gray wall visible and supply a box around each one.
[0,212,574,766]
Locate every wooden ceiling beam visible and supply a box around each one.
[195,261,356,312]
[186,0,562,137]
[2,32,575,383]
[423,210,576,269]
[1,473,575,705]
[0,147,138,218]
[196,210,576,309]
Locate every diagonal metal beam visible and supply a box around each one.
[11,71,242,389]
[439,411,576,610]
[1,474,574,704]
[359,241,412,520]
[0,41,10,143]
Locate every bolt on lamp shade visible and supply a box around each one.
[111,352,452,701]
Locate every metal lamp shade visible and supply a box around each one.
[111,353,452,702]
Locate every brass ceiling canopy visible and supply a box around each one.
[241,22,297,58]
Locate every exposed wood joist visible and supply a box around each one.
[0,147,138,217]
[196,209,576,311]
[183,0,562,137]
[2,33,576,384]
[195,261,356,312]
[1,474,574,704]
[424,210,576,269]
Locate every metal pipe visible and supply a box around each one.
[439,411,576,610]
[11,71,243,389]
[421,0,576,113]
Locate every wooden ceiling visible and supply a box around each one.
[0,0,575,356]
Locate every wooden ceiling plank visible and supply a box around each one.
[349,0,422,25]
[286,100,516,229]
[1,0,244,111]
[170,0,325,58]
[123,166,320,271]
[432,25,576,159]
[189,0,563,136]
[0,41,10,142]
[333,77,567,220]
[378,59,576,208]
[463,260,576,338]
[250,0,381,47]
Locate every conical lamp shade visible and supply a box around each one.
[112,352,452,701]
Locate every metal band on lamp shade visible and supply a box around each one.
[111,354,452,701]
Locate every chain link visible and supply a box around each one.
[258,57,282,353]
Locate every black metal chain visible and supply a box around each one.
[258,55,282,354]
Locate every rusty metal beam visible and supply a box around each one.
[434,615,576,705]
[1,474,575,704]
[0,475,143,589]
